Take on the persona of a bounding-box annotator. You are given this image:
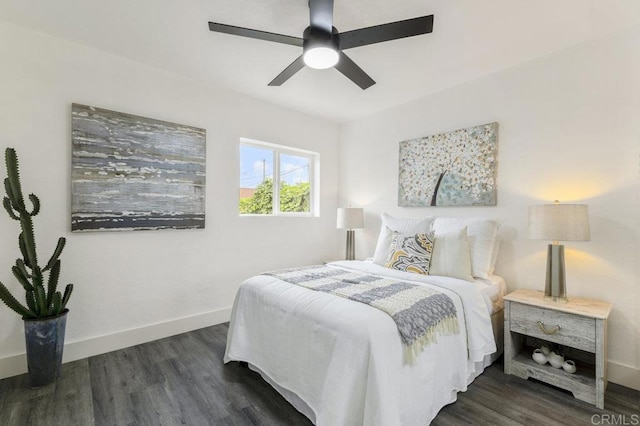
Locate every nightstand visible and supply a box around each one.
[503,289,612,409]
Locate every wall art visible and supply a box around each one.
[398,122,498,207]
[71,104,206,231]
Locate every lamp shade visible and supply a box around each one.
[528,203,590,242]
[337,207,364,229]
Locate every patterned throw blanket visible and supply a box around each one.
[262,265,459,363]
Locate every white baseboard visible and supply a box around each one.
[0,306,232,381]
[608,360,640,391]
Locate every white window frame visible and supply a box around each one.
[240,138,319,217]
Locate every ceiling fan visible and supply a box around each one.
[208,0,434,90]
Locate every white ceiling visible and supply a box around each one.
[1,0,639,122]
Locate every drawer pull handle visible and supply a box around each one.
[537,320,561,335]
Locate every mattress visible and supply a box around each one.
[477,274,507,314]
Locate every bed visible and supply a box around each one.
[224,215,505,425]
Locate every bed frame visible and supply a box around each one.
[489,308,504,364]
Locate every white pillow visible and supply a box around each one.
[372,213,435,265]
[488,228,502,275]
[429,227,474,282]
[433,217,499,279]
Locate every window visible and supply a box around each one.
[239,138,318,216]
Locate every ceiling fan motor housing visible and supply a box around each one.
[303,26,340,51]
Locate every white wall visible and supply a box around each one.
[339,26,640,390]
[0,22,340,378]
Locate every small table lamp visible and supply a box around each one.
[528,201,590,302]
[337,207,364,260]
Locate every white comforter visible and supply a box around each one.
[224,261,497,425]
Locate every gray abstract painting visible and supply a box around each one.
[398,122,498,207]
[71,104,206,232]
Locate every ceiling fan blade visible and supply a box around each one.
[340,15,434,50]
[334,52,375,90]
[309,0,334,33]
[268,55,306,86]
[208,22,303,47]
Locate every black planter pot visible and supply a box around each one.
[23,309,68,387]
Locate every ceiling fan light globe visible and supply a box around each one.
[303,47,339,69]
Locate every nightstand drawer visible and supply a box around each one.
[509,302,596,352]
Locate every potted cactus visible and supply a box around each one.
[0,148,73,387]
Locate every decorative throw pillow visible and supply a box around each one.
[384,231,435,275]
[373,213,435,265]
[433,218,499,279]
[429,227,474,282]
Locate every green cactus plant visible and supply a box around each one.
[0,148,73,319]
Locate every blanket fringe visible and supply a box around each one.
[404,316,460,365]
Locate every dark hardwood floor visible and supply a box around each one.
[0,323,637,425]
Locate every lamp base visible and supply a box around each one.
[345,230,355,260]
[545,243,567,303]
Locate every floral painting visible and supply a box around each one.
[398,122,498,207]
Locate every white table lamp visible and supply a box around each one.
[337,207,364,260]
[528,201,590,302]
